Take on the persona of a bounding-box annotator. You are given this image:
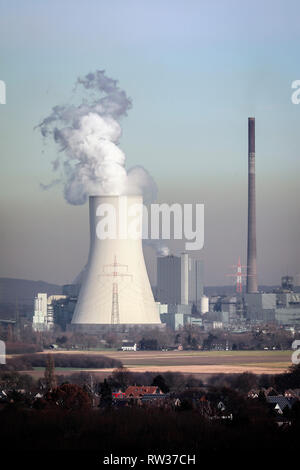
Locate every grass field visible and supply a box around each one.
[14,349,294,379]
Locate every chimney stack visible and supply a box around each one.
[246,117,258,293]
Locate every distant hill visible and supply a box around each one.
[0,278,62,305]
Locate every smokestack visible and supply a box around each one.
[181,253,189,305]
[72,195,161,328]
[246,117,258,293]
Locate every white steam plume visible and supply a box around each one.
[143,239,171,257]
[37,70,156,205]
[157,245,171,256]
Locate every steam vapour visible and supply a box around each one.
[38,70,156,205]
[158,245,171,256]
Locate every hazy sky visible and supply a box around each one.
[0,0,299,287]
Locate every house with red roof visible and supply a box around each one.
[125,386,163,398]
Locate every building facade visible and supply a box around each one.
[32,293,67,331]
[157,254,204,307]
[157,255,181,304]
[181,253,204,307]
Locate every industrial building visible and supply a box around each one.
[160,304,192,330]
[181,253,204,307]
[244,293,277,323]
[32,293,48,331]
[31,116,299,333]
[157,253,204,308]
[53,294,77,331]
[244,291,300,326]
[155,252,205,329]
[275,290,300,326]
[157,255,181,304]
[160,304,203,330]
[32,293,67,331]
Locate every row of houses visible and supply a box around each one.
[109,385,300,424]
[248,387,300,399]
[247,387,300,419]
[112,385,163,399]
[1,379,300,425]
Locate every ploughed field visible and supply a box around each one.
[13,349,293,378]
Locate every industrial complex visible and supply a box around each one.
[31,118,300,335]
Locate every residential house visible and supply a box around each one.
[125,386,163,398]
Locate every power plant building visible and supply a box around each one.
[200,295,209,314]
[244,293,276,322]
[32,293,66,331]
[181,254,204,306]
[157,255,181,304]
[159,304,204,330]
[32,293,48,331]
[157,253,204,307]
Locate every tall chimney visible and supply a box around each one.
[246,117,258,293]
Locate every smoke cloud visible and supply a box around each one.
[143,239,171,257]
[157,245,171,257]
[37,70,156,205]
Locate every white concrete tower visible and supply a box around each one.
[72,195,161,327]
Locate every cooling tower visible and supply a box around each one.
[72,195,161,329]
[246,117,258,293]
